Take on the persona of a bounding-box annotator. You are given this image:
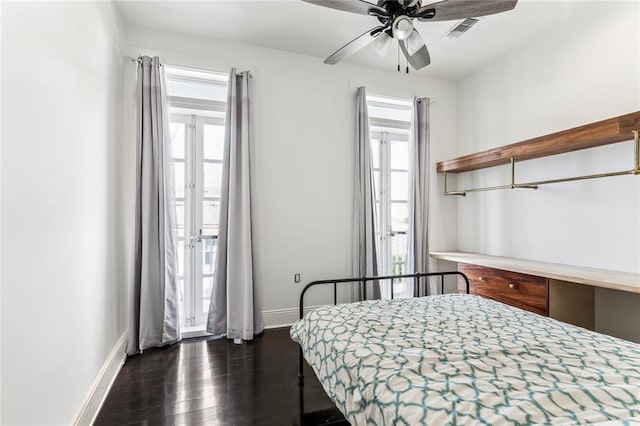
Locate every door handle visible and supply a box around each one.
[386,231,407,237]
[191,230,218,243]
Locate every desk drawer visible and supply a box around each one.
[459,263,549,316]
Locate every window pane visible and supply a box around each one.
[391,202,408,232]
[368,105,411,122]
[167,79,227,102]
[390,171,408,201]
[176,242,184,277]
[203,163,222,197]
[178,277,185,325]
[202,200,220,235]
[371,138,381,169]
[172,161,184,198]
[390,140,408,170]
[202,276,213,314]
[373,170,380,202]
[204,124,225,160]
[175,200,185,238]
[169,122,185,158]
[391,233,407,273]
[202,239,217,275]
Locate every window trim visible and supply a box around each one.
[165,64,229,114]
[165,64,228,84]
[166,65,228,331]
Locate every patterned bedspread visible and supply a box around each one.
[290,294,640,425]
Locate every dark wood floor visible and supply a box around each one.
[95,327,348,425]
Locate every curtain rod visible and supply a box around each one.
[122,55,253,78]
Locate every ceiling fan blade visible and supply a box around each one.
[301,0,387,16]
[417,0,517,22]
[405,25,425,56]
[324,26,386,65]
[399,29,431,70]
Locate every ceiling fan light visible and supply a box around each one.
[393,16,413,41]
[372,32,393,57]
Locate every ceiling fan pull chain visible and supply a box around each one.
[397,43,400,73]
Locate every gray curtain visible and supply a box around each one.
[404,97,431,298]
[355,87,384,299]
[127,56,181,355]
[206,68,263,341]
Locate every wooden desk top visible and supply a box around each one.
[431,251,640,294]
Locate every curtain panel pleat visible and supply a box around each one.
[355,87,383,299]
[404,97,431,297]
[127,56,181,355]
[206,68,264,341]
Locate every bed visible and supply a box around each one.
[291,272,640,425]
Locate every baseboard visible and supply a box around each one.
[262,305,324,329]
[74,332,127,426]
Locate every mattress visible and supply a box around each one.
[290,294,640,425]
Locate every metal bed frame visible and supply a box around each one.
[296,271,471,424]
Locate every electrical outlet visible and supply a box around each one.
[294,273,301,283]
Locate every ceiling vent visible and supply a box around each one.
[445,18,479,38]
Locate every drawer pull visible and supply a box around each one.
[509,283,515,289]
[478,276,484,281]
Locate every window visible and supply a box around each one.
[166,65,228,333]
[368,95,413,297]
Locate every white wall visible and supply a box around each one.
[1,2,127,424]
[120,26,459,325]
[455,2,640,340]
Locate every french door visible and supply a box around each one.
[169,113,225,331]
[371,130,410,297]
[367,94,413,298]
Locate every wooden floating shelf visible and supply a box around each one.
[437,111,640,173]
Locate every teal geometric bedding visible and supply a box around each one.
[290,294,640,425]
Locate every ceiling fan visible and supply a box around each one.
[302,0,518,70]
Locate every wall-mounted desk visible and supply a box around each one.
[431,251,640,330]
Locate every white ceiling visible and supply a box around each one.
[115,0,580,80]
